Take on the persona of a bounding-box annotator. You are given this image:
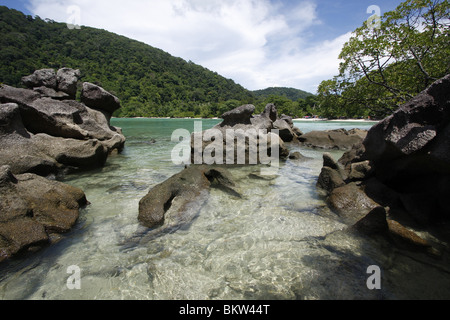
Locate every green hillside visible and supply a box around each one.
[0,6,256,118]
[0,6,320,118]
[253,87,314,101]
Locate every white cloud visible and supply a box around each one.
[28,0,351,93]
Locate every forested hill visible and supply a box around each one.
[253,87,314,101]
[0,6,255,118]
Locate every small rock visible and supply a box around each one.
[56,68,81,99]
[327,182,379,223]
[292,126,303,138]
[289,151,306,160]
[317,166,345,194]
[387,219,430,248]
[22,69,57,89]
[299,129,367,150]
[322,152,340,170]
[273,119,297,142]
[81,82,121,114]
[349,160,372,180]
[220,104,255,126]
[33,87,70,100]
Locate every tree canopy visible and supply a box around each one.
[253,87,314,101]
[0,6,317,119]
[317,0,449,119]
[0,6,250,117]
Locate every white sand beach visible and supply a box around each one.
[293,118,379,123]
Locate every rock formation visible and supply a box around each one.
[0,68,126,263]
[299,128,367,151]
[0,165,88,263]
[136,104,308,244]
[0,68,126,176]
[134,165,240,248]
[317,74,450,252]
[190,104,303,165]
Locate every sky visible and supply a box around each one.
[0,0,405,93]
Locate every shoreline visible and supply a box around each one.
[113,117,379,123]
[292,118,380,122]
[293,118,379,123]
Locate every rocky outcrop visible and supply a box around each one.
[0,68,126,263]
[138,165,240,233]
[22,68,80,100]
[0,68,126,176]
[190,104,303,165]
[317,74,450,251]
[299,128,367,151]
[0,165,88,263]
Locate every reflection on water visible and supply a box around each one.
[1,119,450,300]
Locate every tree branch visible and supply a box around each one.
[357,59,413,100]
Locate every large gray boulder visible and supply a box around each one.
[0,103,109,176]
[0,68,126,176]
[273,118,299,142]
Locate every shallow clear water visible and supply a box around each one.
[1,119,450,300]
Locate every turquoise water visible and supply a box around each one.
[1,119,450,300]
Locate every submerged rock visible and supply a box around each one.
[288,151,310,161]
[0,165,87,263]
[126,165,242,250]
[299,128,367,150]
[138,165,240,229]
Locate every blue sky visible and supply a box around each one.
[0,0,405,92]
